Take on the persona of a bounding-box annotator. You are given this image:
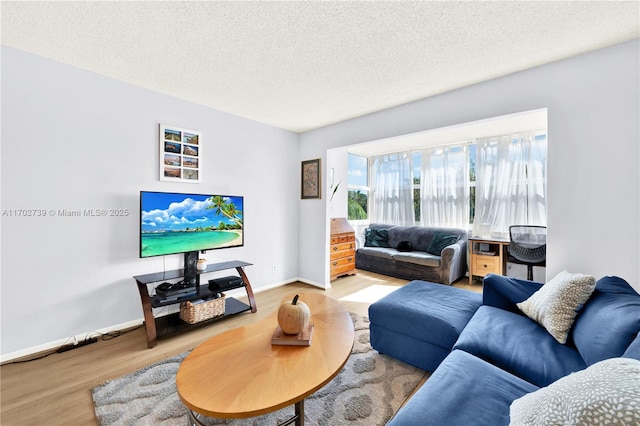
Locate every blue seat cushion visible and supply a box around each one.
[482,274,544,314]
[369,280,482,351]
[623,332,640,360]
[570,276,640,366]
[454,306,587,387]
[388,350,538,426]
[369,323,451,372]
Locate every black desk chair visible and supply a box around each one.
[507,225,547,281]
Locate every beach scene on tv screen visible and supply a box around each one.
[141,192,243,257]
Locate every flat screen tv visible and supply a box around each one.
[140,191,244,258]
[140,190,243,289]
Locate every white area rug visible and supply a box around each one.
[92,314,427,425]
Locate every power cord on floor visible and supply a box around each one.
[2,324,144,365]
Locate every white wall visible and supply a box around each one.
[1,46,300,358]
[326,147,349,221]
[3,39,639,358]
[299,39,640,292]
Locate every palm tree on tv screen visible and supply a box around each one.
[208,196,243,229]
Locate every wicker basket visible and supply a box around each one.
[179,294,225,324]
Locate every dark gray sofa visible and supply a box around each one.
[355,223,467,285]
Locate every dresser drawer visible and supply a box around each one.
[330,242,356,260]
[331,256,355,268]
[330,234,355,245]
[331,264,355,278]
[473,255,501,276]
[330,256,355,277]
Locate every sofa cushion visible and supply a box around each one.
[482,274,544,314]
[391,252,441,267]
[369,280,481,353]
[383,225,433,252]
[369,224,466,253]
[623,333,640,360]
[426,230,461,255]
[510,357,640,426]
[517,270,596,344]
[571,276,640,366]
[355,247,396,260]
[364,228,388,247]
[388,350,538,426]
[454,305,587,387]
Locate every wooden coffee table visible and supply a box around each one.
[176,292,355,425]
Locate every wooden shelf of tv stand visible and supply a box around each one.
[133,260,257,348]
[149,284,247,309]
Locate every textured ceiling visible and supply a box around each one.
[2,1,639,133]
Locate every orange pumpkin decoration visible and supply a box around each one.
[277,294,310,334]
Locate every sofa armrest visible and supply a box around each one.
[482,274,543,314]
[354,234,364,250]
[440,240,464,263]
[440,239,467,285]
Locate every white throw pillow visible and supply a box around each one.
[510,357,640,426]
[517,270,595,344]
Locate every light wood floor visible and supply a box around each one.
[0,271,481,425]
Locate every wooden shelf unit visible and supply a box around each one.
[133,260,257,348]
[330,218,357,281]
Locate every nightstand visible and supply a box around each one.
[468,237,510,285]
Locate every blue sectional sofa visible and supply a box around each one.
[369,274,640,425]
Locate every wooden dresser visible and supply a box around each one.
[330,218,357,281]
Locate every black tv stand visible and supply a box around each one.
[133,260,257,348]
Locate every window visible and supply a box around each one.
[472,132,547,237]
[369,152,414,225]
[412,152,421,222]
[412,146,476,225]
[347,153,368,220]
[349,131,546,235]
[469,143,476,224]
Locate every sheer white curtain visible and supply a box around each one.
[419,145,469,228]
[472,132,547,238]
[369,152,415,226]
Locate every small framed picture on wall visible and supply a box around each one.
[301,158,321,199]
[159,124,202,183]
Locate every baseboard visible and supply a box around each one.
[296,277,330,289]
[0,318,143,364]
[1,278,318,364]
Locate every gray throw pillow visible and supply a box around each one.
[510,357,640,426]
[517,270,596,344]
